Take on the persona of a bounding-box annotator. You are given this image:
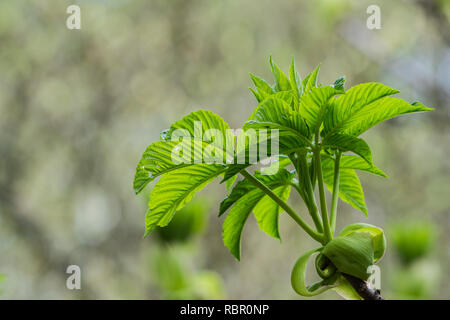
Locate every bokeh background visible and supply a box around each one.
[0,0,449,299]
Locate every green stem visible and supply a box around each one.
[313,147,333,243]
[241,169,324,244]
[299,155,323,233]
[330,151,341,234]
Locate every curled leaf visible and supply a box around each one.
[291,248,338,297]
[339,223,386,262]
[322,232,374,280]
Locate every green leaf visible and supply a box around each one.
[219,178,256,216]
[224,174,237,195]
[322,133,373,165]
[291,247,337,296]
[322,158,367,215]
[249,73,275,95]
[337,97,433,137]
[222,164,249,183]
[260,155,292,175]
[339,223,386,262]
[269,56,291,92]
[299,86,343,134]
[134,110,233,194]
[289,58,303,105]
[221,169,294,259]
[302,64,321,94]
[336,155,387,178]
[323,82,399,136]
[253,184,291,240]
[249,88,265,103]
[220,169,294,216]
[248,91,294,120]
[323,82,432,137]
[166,110,234,148]
[222,188,266,260]
[221,97,311,184]
[145,164,226,235]
[322,232,374,280]
[245,97,310,142]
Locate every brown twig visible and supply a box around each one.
[342,273,385,300]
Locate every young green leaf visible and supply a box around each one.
[249,73,275,95]
[269,56,291,92]
[299,86,343,134]
[134,110,233,194]
[335,154,387,178]
[245,97,310,143]
[339,223,386,261]
[302,64,321,94]
[336,97,432,137]
[322,160,368,215]
[222,188,266,260]
[248,91,294,120]
[323,82,433,138]
[145,164,227,235]
[221,169,294,259]
[322,232,374,280]
[323,82,399,136]
[289,58,303,105]
[253,184,291,240]
[322,133,373,165]
[249,87,265,103]
[220,169,294,216]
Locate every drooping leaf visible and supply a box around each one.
[322,133,373,165]
[336,155,387,178]
[224,174,237,195]
[322,158,367,215]
[222,188,266,260]
[145,164,226,235]
[219,178,256,216]
[253,184,291,239]
[220,169,294,216]
[221,169,294,259]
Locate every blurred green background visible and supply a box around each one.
[0,0,449,299]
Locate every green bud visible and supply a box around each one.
[322,232,374,280]
[339,223,386,262]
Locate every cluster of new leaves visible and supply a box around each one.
[134,57,432,261]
